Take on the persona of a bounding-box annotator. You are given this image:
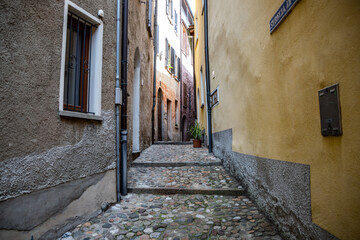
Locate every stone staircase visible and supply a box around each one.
[128,144,245,196]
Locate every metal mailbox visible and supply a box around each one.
[318,84,342,136]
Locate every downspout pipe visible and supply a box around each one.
[204,0,212,153]
[115,0,121,202]
[151,0,158,143]
[120,0,129,196]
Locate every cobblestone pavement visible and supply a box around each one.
[133,145,221,164]
[59,145,282,240]
[128,166,243,190]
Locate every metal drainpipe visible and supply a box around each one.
[151,0,158,144]
[120,0,129,196]
[204,0,212,153]
[115,0,121,202]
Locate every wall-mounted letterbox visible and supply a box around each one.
[318,84,342,136]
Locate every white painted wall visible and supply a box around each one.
[157,0,181,76]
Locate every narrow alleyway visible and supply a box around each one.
[59,144,282,240]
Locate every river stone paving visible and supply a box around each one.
[58,145,282,240]
[132,145,221,164]
[128,166,242,190]
[59,194,282,240]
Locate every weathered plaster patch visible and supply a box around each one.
[0,169,116,240]
[0,111,115,202]
[0,173,105,230]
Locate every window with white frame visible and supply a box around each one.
[59,0,103,119]
[195,14,198,44]
[166,0,173,20]
[200,67,205,107]
[174,10,178,33]
[165,38,180,80]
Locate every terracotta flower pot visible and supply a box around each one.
[193,139,202,148]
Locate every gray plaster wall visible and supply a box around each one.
[0,173,105,231]
[0,0,117,230]
[0,170,116,240]
[213,129,338,240]
[0,111,115,202]
[0,0,117,161]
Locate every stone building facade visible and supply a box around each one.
[180,0,196,141]
[154,0,182,141]
[0,0,154,239]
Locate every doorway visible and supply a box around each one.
[157,89,164,141]
[132,48,140,152]
[167,99,172,141]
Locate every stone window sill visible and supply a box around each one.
[59,111,103,121]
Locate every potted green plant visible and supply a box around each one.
[188,122,203,148]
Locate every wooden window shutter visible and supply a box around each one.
[166,0,169,15]
[147,0,152,29]
[171,47,175,74]
[175,11,177,32]
[171,0,173,19]
[165,38,168,68]
[177,57,180,79]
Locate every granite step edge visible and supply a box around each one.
[130,162,222,167]
[153,141,193,145]
[128,187,245,196]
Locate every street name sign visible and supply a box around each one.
[270,0,300,33]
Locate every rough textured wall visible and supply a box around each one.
[0,170,116,240]
[0,0,117,200]
[181,65,196,140]
[0,0,118,238]
[213,129,339,240]
[127,0,154,158]
[208,0,360,238]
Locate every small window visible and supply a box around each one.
[175,100,179,127]
[195,14,198,44]
[64,13,93,112]
[174,54,178,78]
[166,0,173,19]
[147,0,153,32]
[171,47,175,74]
[59,0,103,120]
[174,10,178,33]
[200,67,205,107]
[177,57,180,79]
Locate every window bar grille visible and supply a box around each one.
[80,19,87,112]
[65,12,95,113]
[66,13,73,109]
[74,15,80,111]
[88,25,92,114]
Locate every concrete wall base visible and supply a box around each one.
[212,129,339,240]
[0,169,116,240]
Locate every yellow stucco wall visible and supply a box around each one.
[206,0,360,239]
[194,1,208,136]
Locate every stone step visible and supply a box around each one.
[128,187,245,196]
[154,141,192,145]
[131,161,222,167]
[128,166,243,190]
[133,145,221,165]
